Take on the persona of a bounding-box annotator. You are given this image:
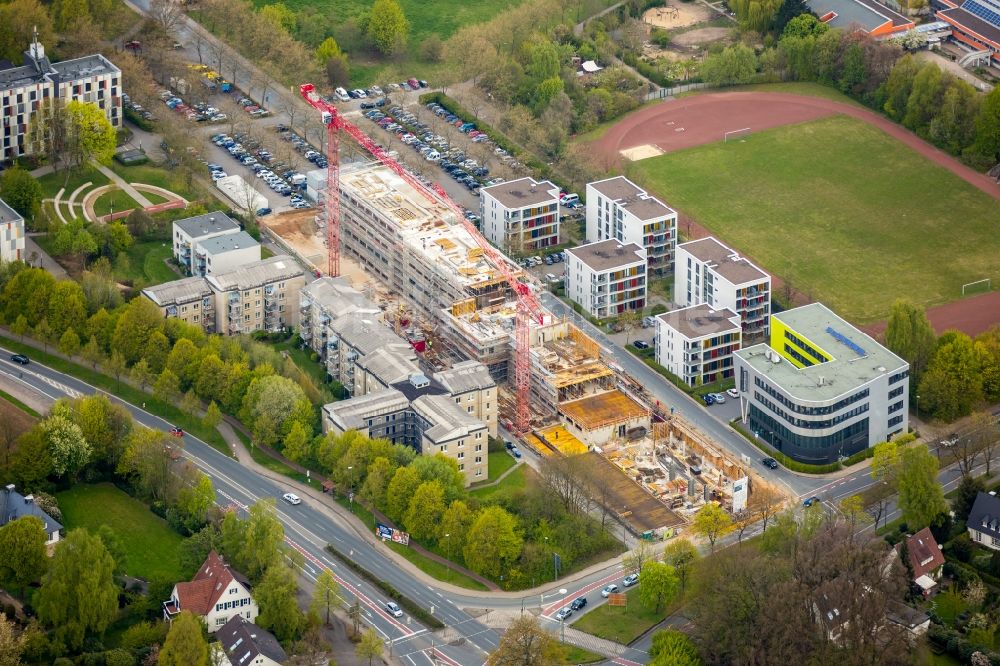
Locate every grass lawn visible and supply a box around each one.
[109,163,199,200]
[57,483,186,581]
[628,115,1000,323]
[559,645,605,664]
[571,587,667,643]
[92,188,142,219]
[142,191,170,205]
[384,539,490,591]
[37,165,109,199]
[115,240,178,288]
[470,461,528,500]
[932,587,966,626]
[0,388,41,418]
[487,450,516,479]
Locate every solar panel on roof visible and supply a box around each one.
[962,0,1000,24]
[826,326,866,357]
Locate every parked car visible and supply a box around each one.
[761,457,779,470]
[282,492,301,505]
[712,393,726,404]
[726,388,740,398]
[601,584,619,598]
[633,340,649,350]
[505,440,514,450]
[385,601,403,618]
[510,446,522,459]
[554,606,573,621]
[702,393,715,406]
[623,573,640,587]
[168,427,184,437]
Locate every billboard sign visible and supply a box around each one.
[607,593,628,607]
[376,523,410,546]
[732,476,749,513]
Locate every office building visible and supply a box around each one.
[675,237,771,344]
[0,198,25,263]
[565,240,647,319]
[654,304,741,387]
[585,176,677,276]
[734,302,910,465]
[1,38,121,162]
[480,177,561,252]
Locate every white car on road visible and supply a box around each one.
[601,584,619,598]
[386,601,403,618]
[282,492,301,505]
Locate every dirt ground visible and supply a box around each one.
[864,291,1000,339]
[0,397,38,438]
[642,2,714,29]
[587,453,684,532]
[672,26,732,47]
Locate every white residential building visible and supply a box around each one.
[163,551,258,633]
[193,231,260,276]
[1,39,121,162]
[654,304,741,387]
[585,176,678,276]
[480,177,561,252]
[205,256,306,335]
[565,240,647,319]
[675,237,771,344]
[0,198,25,263]
[141,277,217,333]
[172,212,241,276]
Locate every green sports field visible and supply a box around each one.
[628,115,1000,323]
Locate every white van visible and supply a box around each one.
[561,193,579,206]
[335,87,350,102]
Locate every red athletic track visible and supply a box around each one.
[591,91,1000,337]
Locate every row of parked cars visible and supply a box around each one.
[521,250,564,269]
[552,574,641,622]
[210,132,311,211]
[424,101,523,171]
[122,93,156,123]
[234,96,270,118]
[702,388,740,405]
[159,90,227,123]
[334,79,429,103]
[276,125,329,169]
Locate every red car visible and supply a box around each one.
[168,427,184,437]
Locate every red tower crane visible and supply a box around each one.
[299,83,544,433]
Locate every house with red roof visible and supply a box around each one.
[162,551,259,632]
[895,527,946,597]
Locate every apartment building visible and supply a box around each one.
[329,314,414,395]
[205,256,305,335]
[172,212,242,276]
[655,304,742,388]
[1,39,121,162]
[323,374,489,485]
[299,277,381,357]
[355,348,421,396]
[585,177,678,276]
[0,198,25,263]
[435,360,498,437]
[734,303,910,465]
[192,231,260,277]
[675,237,771,344]
[141,277,217,333]
[565,240,647,319]
[480,177,561,252]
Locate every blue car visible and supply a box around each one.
[256,207,272,216]
[702,394,715,406]
[803,496,821,507]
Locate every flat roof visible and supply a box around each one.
[197,231,259,255]
[141,277,213,306]
[656,304,740,340]
[678,237,768,284]
[205,255,302,292]
[940,6,1000,44]
[331,313,410,358]
[0,198,23,224]
[567,240,646,272]
[559,389,648,430]
[735,302,908,401]
[359,348,421,388]
[174,211,240,239]
[302,277,381,319]
[808,0,911,30]
[435,360,495,394]
[481,177,560,209]
[587,177,675,221]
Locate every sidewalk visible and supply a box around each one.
[93,162,153,207]
[23,235,68,280]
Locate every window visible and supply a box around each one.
[888,400,904,414]
[475,456,482,463]
[889,370,909,384]
[457,452,464,459]
[888,415,903,427]
[217,618,227,627]
[888,386,904,400]
[475,444,482,451]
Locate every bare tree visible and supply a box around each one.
[149,0,184,37]
[952,429,981,479]
[733,509,755,544]
[191,31,207,64]
[538,454,589,515]
[860,481,894,531]
[970,411,1000,476]
[622,539,655,573]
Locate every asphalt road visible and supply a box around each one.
[0,348,651,664]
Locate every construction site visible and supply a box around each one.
[266,86,786,538]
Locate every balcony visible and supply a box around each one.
[166,305,177,316]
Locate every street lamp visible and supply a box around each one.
[347,466,355,507]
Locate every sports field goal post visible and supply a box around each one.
[724,127,752,143]
[962,278,992,295]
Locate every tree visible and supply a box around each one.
[10,315,28,341]
[439,500,474,561]
[464,506,523,580]
[639,560,680,613]
[0,516,48,595]
[385,466,421,522]
[255,563,304,642]
[112,297,164,365]
[282,421,312,463]
[356,627,383,666]
[884,300,937,393]
[361,456,394,510]
[486,615,559,666]
[154,368,182,405]
[63,100,116,167]
[35,529,118,650]
[970,410,1000,475]
[919,332,984,421]
[315,36,342,67]
[221,500,285,582]
[750,486,780,533]
[367,0,409,55]
[971,86,1000,165]
[325,56,351,89]
[175,472,215,531]
[775,0,819,36]
[0,612,26,666]
[691,503,733,553]
[41,414,90,478]
[405,480,446,542]
[117,429,172,500]
[131,358,155,393]
[0,167,43,224]
[58,327,80,357]
[202,401,223,431]
[0,0,55,63]
[149,0,184,35]
[870,440,900,482]
[241,375,311,447]
[662,538,699,591]
[954,475,986,523]
[649,629,700,666]
[159,610,208,666]
[34,318,53,352]
[897,445,947,530]
[838,494,870,534]
[310,569,341,626]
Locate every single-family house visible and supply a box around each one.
[163,550,258,632]
[0,484,61,545]
[968,491,1000,551]
[895,527,945,597]
[214,614,287,666]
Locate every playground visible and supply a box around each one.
[642,2,714,29]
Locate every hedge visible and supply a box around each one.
[928,624,1000,665]
[729,420,843,474]
[325,544,445,630]
[124,106,155,132]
